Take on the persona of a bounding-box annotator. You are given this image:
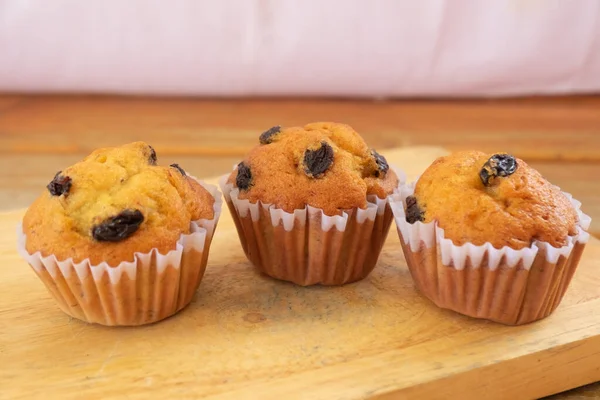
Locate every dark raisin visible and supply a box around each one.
[92,209,144,242]
[236,162,253,190]
[479,154,517,186]
[303,141,334,178]
[170,163,186,176]
[47,171,72,196]
[148,145,157,165]
[259,126,281,145]
[372,149,389,177]
[405,195,424,223]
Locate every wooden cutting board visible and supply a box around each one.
[1,147,599,400]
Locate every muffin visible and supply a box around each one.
[17,142,222,326]
[390,151,591,325]
[219,122,402,286]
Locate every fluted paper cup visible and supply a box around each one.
[17,179,222,326]
[389,181,591,325]
[219,170,404,286]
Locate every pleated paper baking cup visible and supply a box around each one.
[219,171,404,286]
[16,179,222,327]
[389,182,591,325]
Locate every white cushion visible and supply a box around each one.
[1,0,599,96]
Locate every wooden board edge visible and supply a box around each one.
[373,335,600,400]
[204,298,600,400]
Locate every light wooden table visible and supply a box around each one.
[1,94,599,399]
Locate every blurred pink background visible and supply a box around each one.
[1,0,600,97]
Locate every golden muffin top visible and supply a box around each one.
[406,151,578,249]
[23,142,215,266]
[227,122,399,215]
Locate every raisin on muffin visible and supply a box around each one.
[23,141,215,266]
[228,122,399,214]
[406,151,578,249]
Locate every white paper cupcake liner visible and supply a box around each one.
[219,168,405,286]
[17,178,222,326]
[389,181,591,325]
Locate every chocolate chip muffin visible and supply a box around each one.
[18,142,222,326]
[390,150,590,325]
[221,122,402,286]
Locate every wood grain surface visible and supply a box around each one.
[1,147,599,400]
[1,95,599,398]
